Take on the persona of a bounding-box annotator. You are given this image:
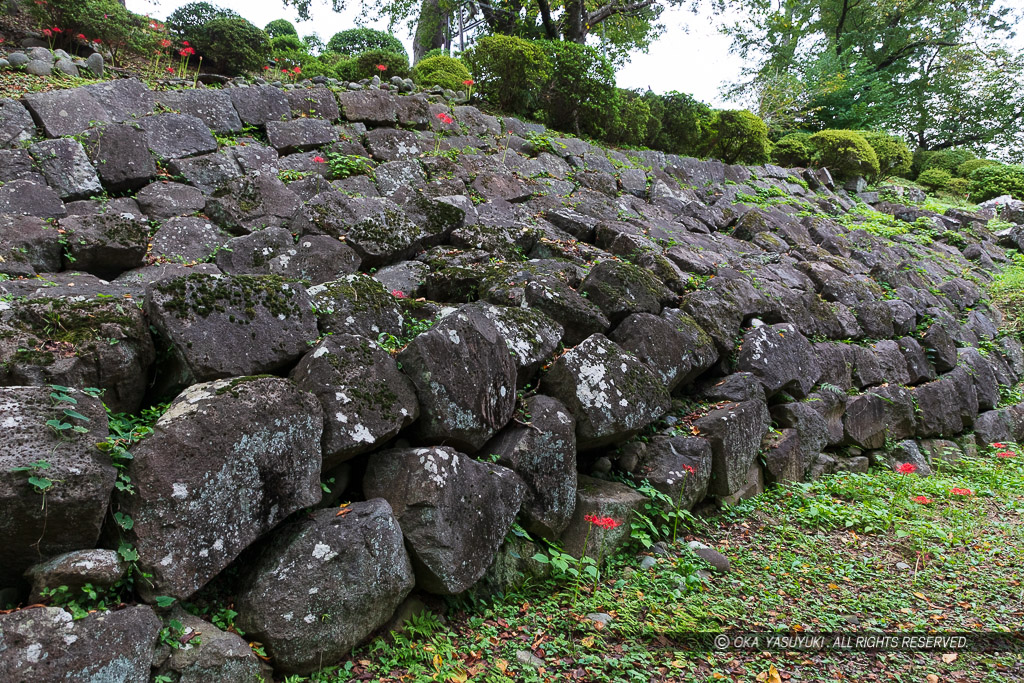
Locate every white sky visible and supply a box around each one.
[126,0,743,106]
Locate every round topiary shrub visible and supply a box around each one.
[264,19,297,38]
[807,129,880,179]
[921,148,977,175]
[704,109,771,165]
[917,168,952,192]
[167,1,238,37]
[945,177,971,197]
[462,34,551,115]
[641,90,714,157]
[956,158,1002,178]
[327,28,406,59]
[271,34,306,53]
[192,16,270,76]
[421,48,448,61]
[349,50,410,80]
[771,132,813,167]
[968,164,1024,201]
[411,55,471,92]
[858,130,912,180]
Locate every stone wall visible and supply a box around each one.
[1,78,1023,679]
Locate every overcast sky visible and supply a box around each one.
[126,0,743,107]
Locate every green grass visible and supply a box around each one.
[276,446,1024,682]
[990,253,1024,342]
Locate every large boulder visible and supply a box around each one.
[693,399,771,497]
[541,334,671,450]
[268,235,361,284]
[205,174,301,235]
[307,274,404,339]
[83,124,158,192]
[0,296,155,413]
[235,501,414,675]
[483,395,577,539]
[0,387,113,587]
[266,118,338,154]
[227,85,291,126]
[24,549,127,603]
[22,87,111,137]
[120,376,323,599]
[28,138,102,201]
[0,215,63,276]
[557,476,648,560]
[0,606,160,682]
[469,302,563,387]
[843,385,917,449]
[290,335,419,469]
[135,181,207,220]
[150,217,227,264]
[364,447,525,594]
[735,322,822,398]
[610,309,718,391]
[139,113,219,159]
[156,89,242,134]
[397,307,517,451]
[625,436,712,512]
[59,212,149,278]
[145,273,318,386]
[153,609,262,683]
[0,179,66,218]
[337,89,397,125]
[0,97,36,147]
[579,259,672,323]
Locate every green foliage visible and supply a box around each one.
[270,34,306,53]
[945,177,971,197]
[537,40,617,139]
[991,257,1024,341]
[922,148,977,176]
[9,459,55,494]
[772,132,813,167]
[410,55,471,93]
[703,109,771,165]
[968,164,1024,201]
[347,49,409,80]
[917,168,952,192]
[462,34,551,115]
[264,18,298,38]
[858,130,912,180]
[327,28,406,58]
[166,2,238,36]
[324,151,372,179]
[421,47,448,61]
[808,129,880,179]
[191,16,270,76]
[28,0,158,63]
[956,158,1002,178]
[606,90,652,148]
[302,34,325,55]
[643,91,715,157]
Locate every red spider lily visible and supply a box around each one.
[182,41,190,47]
[262,65,271,70]
[912,495,932,504]
[76,33,87,41]
[165,66,174,74]
[950,487,973,496]
[312,156,326,163]
[391,289,406,298]
[376,64,388,71]
[996,451,1016,458]
[42,29,52,37]
[179,47,196,57]
[292,66,301,74]
[282,69,289,74]
[462,79,474,85]
[51,27,62,33]
[584,514,621,530]
[435,112,453,125]
[991,442,1006,448]
[160,39,172,48]
[682,464,696,475]
[896,463,917,475]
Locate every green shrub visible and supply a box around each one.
[921,148,977,175]
[270,34,306,53]
[462,35,551,115]
[422,48,448,61]
[166,2,237,37]
[917,168,952,192]
[703,109,771,165]
[772,132,813,167]
[968,164,1024,201]
[192,16,270,76]
[607,90,652,148]
[411,55,471,92]
[945,177,971,197]
[302,34,325,55]
[858,131,912,180]
[643,91,714,157]
[537,40,617,139]
[264,19,297,38]
[956,158,1002,178]
[807,129,880,179]
[349,50,410,80]
[327,28,406,58]
[27,0,157,63]
[911,148,934,178]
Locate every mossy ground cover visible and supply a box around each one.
[276,446,1024,682]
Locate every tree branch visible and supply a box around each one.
[587,0,657,29]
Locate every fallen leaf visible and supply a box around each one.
[941,653,958,663]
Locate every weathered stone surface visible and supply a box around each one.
[580,259,672,323]
[364,447,526,594]
[558,475,647,560]
[470,302,563,387]
[284,86,340,120]
[214,227,294,275]
[83,124,158,192]
[139,113,219,159]
[121,376,323,599]
[483,395,577,539]
[0,214,62,275]
[0,296,155,413]
[610,310,718,390]
[0,388,112,587]
[398,307,517,451]
[0,179,66,218]
[0,97,36,147]
[736,322,821,398]
[337,89,397,125]
[843,385,916,449]
[59,211,149,277]
[227,85,291,126]
[235,501,412,674]
[694,399,771,497]
[291,335,419,468]
[542,334,671,450]
[28,138,102,201]
[24,549,127,603]
[83,78,155,122]
[150,217,227,264]
[364,127,425,161]
[307,274,404,339]
[268,234,361,284]
[0,606,160,682]
[23,87,111,137]
[205,174,301,234]
[169,151,243,194]
[266,118,338,153]
[135,181,207,219]
[521,274,610,346]
[627,436,712,512]
[154,609,262,683]
[145,274,318,386]
[157,89,242,133]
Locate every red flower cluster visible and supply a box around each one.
[996,451,1016,458]
[681,464,696,475]
[436,112,453,125]
[991,442,1006,448]
[462,78,474,86]
[165,66,174,74]
[912,495,932,504]
[160,39,172,48]
[76,33,87,41]
[391,289,406,298]
[312,155,326,163]
[896,463,917,475]
[179,47,196,57]
[950,488,973,496]
[376,63,388,71]
[584,514,621,530]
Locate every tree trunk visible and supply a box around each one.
[413,0,448,64]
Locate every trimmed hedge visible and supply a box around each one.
[346,50,410,80]
[956,158,1002,178]
[537,40,618,139]
[968,164,1024,201]
[192,16,270,76]
[917,168,952,192]
[265,19,297,38]
[704,110,771,165]
[463,35,551,114]
[922,148,977,175]
[858,131,912,180]
[808,130,880,179]
[772,133,813,167]
[327,28,406,59]
[411,55,471,93]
